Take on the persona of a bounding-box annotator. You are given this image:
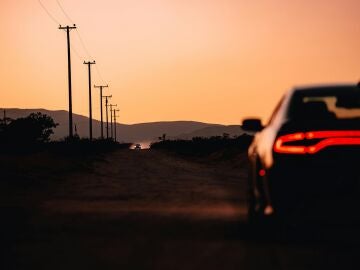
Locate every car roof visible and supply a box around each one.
[292,84,359,95]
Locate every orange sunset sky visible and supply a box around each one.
[1,0,359,124]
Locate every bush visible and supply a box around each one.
[150,134,253,158]
[0,112,58,145]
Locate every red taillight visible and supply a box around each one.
[274,130,360,154]
[259,169,266,177]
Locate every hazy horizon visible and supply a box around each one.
[1,107,237,125]
[1,0,359,124]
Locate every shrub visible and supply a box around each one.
[150,134,253,158]
[0,112,58,145]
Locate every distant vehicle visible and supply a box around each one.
[243,84,360,225]
[134,143,141,150]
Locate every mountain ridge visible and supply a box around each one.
[1,108,244,142]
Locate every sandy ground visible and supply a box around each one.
[1,149,360,269]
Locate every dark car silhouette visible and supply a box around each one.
[134,143,142,150]
[243,84,360,225]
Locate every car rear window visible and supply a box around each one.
[288,87,360,121]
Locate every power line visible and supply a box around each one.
[56,0,75,25]
[38,0,61,25]
[38,0,93,62]
[39,1,84,61]
[55,0,92,58]
[38,0,111,122]
[70,44,84,61]
[39,0,108,85]
[63,35,87,63]
[76,29,108,84]
[95,65,106,85]
[57,0,108,84]
[75,30,94,60]
[76,31,108,84]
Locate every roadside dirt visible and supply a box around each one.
[44,150,247,218]
[2,149,359,270]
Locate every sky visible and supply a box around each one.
[0,0,359,124]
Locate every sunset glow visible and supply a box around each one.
[1,0,360,124]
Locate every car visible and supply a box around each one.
[243,83,360,226]
[134,143,142,150]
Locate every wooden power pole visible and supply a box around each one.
[109,104,117,140]
[114,109,120,142]
[83,60,96,140]
[94,84,108,139]
[103,95,112,139]
[59,24,77,138]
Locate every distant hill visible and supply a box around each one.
[177,125,244,139]
[1,108,244,142]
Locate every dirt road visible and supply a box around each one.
[3,150,360,269]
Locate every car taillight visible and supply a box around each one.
[274,130,360,154]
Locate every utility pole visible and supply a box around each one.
[103,95,112,139]
[59,24,77,138]
[114,109,120,142]
[110,106,113,139]
[94,84,108,139]
[109,104,117,139]
[2,109,11,126]
[84,60,96,140]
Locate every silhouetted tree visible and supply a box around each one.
[1,112,58,144]
[158,133,167,141]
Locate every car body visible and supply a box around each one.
[244,84,360,225]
